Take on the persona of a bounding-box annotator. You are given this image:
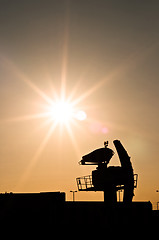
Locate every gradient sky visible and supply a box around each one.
[0,0,159,205]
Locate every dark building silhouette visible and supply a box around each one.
[0,140,158,234]
[0,192,154,234]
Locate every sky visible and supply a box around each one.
[0,0,159,205]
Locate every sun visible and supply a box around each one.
[49,99,87,124]
[50,100,74,123]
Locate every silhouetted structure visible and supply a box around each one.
[77,140,138,203]
[0,140,158,234]
[0,192,154,234]
[0,192,65,232]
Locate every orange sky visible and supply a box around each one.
[0,0,159,206]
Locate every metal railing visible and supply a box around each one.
[76,175,93,191]
[76,173,138,191]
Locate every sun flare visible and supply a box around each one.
[50,100,74,123]
[49,100,87,124]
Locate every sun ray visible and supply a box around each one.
[16,71,54,106]
[15,121,58,190]
[65,122,81,158]
[2,112,51,123]
[60,4,70,101]
[2,57,54,105]
[71,45,157,107]
[71,65,124,107]
[45,74,60,101]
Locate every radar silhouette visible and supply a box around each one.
[77,140,138,203]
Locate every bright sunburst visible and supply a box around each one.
[49,99,87,124]
[2,9,110,190]
[50,100,74,123]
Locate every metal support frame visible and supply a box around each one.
[76,173,138,194]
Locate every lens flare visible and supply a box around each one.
[75,110,87,121]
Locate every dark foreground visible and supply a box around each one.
[0,192,158,235]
